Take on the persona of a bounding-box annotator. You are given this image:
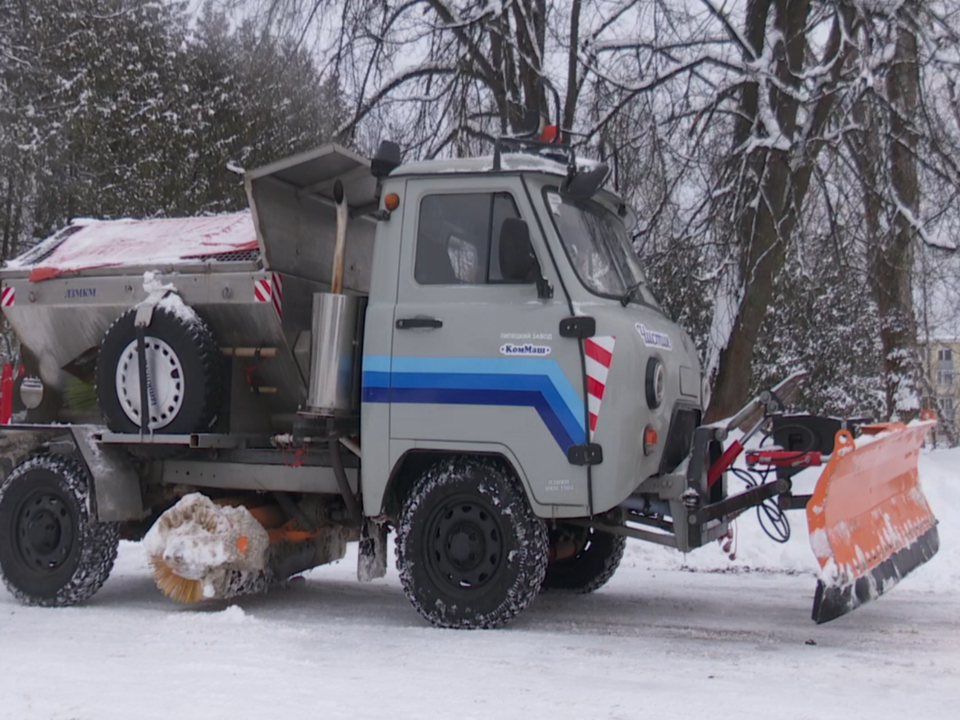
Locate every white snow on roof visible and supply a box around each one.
[5,212,257,281]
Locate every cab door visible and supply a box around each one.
[380,176,589,511]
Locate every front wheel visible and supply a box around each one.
[0,454,120,606]
[542,523,626,593]
[396,457,548,629]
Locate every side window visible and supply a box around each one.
[415,192,522,285]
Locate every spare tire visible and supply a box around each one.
[95,303,221,434]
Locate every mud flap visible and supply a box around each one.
[358,518,388,582]
[807,418,938,623]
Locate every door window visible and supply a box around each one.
[415,192,522,285]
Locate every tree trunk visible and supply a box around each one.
[561,0,582,140]
[1,178,13,261]
[875,15,922,420]
[705,0,810,422]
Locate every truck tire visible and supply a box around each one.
[95,305,220,434]
[542,524,626,593]
[396,457,548,629]
[0,454,120,606]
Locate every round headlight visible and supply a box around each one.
[645,357,664,409]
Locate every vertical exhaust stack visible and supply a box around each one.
[302,180,365,419]
[301,179,365,524]
[331,180,348,295]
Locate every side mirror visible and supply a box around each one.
[562,162,611,200]
[499,218,536,282]
[498,218,553,298]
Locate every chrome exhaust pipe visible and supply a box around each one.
[331,179,348,294]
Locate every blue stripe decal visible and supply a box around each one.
[362,355,391,374]
[361,355,586,451]
[389,356,584,422]
[362,371,391,389]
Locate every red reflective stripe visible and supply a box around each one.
[589,412,598,431]
[584,340,612,367]
[271,274,283,317]
[587,376,605,399]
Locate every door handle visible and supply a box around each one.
[396,317,443,330]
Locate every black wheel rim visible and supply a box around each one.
[14,490,75,574]
[423,493,505,595]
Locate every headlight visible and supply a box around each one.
[645,357,664,409]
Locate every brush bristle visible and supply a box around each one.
[62,378,98,412]
[150,557,205,604]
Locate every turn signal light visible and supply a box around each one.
[643,426,658,456]
[384,193,400,211]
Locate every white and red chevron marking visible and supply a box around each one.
[584,335,616,435]
[0,286,14,308]
[254,278,272,303]
[271,272,283,319]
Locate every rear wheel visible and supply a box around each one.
[396,457,548,629]
[0,454,120,606]
[542,523,626,593]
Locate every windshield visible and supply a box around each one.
[544,190,658,306]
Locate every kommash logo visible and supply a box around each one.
[500,343,552,357]
[635,324,672,351]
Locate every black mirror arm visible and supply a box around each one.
[536,273,554,299]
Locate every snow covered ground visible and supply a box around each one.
[1,450,958,720]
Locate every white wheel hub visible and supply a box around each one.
[115,337,184,430]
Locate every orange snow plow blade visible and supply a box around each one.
[807,416,938,623]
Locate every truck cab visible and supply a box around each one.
[359,150,703,523]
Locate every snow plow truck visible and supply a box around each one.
[0,131,941,628]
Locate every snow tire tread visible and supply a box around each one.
[543,527,626,594]
[0,454,120,607]
[396,456,548,629]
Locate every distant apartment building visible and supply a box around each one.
[922,338,960,437]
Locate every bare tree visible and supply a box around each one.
[580,0,960,421]
[199,1,960,422]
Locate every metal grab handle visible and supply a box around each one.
[396,317,443,330]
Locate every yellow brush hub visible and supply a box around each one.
[150,557,205,604]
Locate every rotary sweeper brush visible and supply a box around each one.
[0,133,942,628]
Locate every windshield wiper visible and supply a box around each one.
[620,279,644,307]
